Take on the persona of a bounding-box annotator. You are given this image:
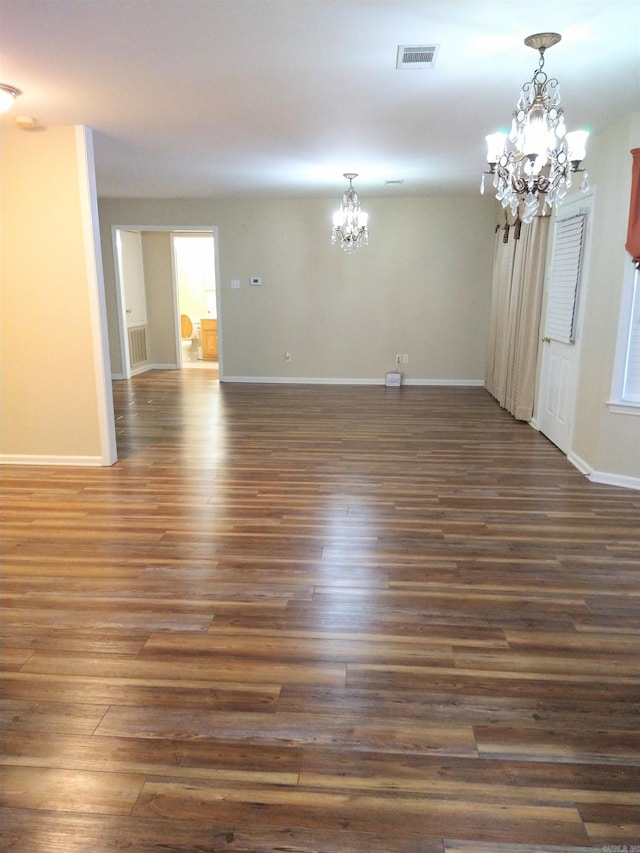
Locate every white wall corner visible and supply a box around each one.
[75,125,118,466]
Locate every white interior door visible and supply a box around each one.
[115,229,147,376]
[537,196,593,453]
[538,342,578,452]
[118,230,147,328]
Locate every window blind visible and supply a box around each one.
[545,213,587,344]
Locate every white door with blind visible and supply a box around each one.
[537,196,593,453]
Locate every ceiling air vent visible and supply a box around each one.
[396,44,439,70]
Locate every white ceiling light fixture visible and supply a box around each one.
[481,33,589,223]
[331,173,369,253]
[0,84,22,113]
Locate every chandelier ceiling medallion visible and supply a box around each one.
[481,33,589,223]
[331,173,369,253]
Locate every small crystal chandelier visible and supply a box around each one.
[481,33,589,223]
[331,173,369,253]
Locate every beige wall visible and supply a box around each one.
[1,125,115,464]
[98,195,497,382]
[571,112,640,482]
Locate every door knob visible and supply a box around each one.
[541,336,551,343]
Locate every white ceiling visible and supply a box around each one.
[1,0,638,199]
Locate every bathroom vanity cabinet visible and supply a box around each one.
[200,318,218,361]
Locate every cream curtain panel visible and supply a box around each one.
[485,216,550,421]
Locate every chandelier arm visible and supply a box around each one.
[535,175,552,193]
[510,176,530,196]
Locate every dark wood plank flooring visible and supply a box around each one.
[2,371,639,852]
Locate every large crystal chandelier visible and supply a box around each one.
[331,173,369,253]
[481,33,589,223]
[0,83,21,113]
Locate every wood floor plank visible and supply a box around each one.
[578,802,640,841]
[204,622,510,648]
[0,648,35,671]
[132,778,590,846]
[473,725,640,765]
[0,626,150,655]
[95,706,477,756]
[345,662,637,702]
[298,749,640,802]
[0,699,109,736]
[443,843,596,853]
[1,374,638,851]
[1,765,145,814]
[276,685,640,731]
[19,649,345,686]
[141,630,459,665]
[2,671,280,712]
[1,730,301,784]
[0,808,447,853]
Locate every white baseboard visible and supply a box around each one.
[589,470,640,490]
[404,378,485,387]
[528,423,639,491]
[569,451,640,491]
[0,454,106,467]
[222,376,380,385]
[221,376,485,386]
[112,364,178,380]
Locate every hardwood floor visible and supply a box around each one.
[2,370,639,852]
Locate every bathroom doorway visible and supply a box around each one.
[172,231,218,371]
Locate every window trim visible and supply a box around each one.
[608,256,640,416]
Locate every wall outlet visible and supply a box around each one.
[402,354,409,364]
[285,351,292,362]
[395,354,402,365]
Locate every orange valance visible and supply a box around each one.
[626,148,640,268]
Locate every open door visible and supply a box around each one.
[536,196,593,453]
[115,229,149,377]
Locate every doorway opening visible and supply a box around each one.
[112,225,221,380]
[172,232,218,370]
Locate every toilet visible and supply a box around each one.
[180,314,195,362]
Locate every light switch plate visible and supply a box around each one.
[231,279,240,289]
